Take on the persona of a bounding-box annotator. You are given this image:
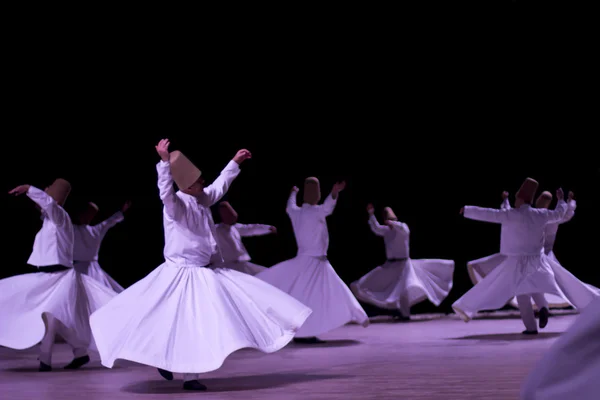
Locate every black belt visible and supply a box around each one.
[387,258,408,262]
[38,265,70,273]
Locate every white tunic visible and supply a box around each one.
[89,160,312,374]
[453,200,574,321]
[544,199,576,254]
[213,223,273,262]
[26,186,74,268]
[257,190,368,337]
[368,215,410,259]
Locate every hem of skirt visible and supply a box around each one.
[452,305,471,322]
[98,307,313,374]
[352,283,448,309]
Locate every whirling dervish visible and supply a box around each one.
[351,204,455,320]
[72,200,131,292]
[453,178,585,334]
[209,201,276,275]
[257,177,369,344]
[1,179,117,371]
[89,139,311,391]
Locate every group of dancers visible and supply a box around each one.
[1,138,597,397]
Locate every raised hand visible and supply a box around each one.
[556,188,564,200]
[291,186,299,192]
[568,191,575,201]
[332,181,346,195]
[502,191,509,200]
[9,185,31,196]
[460,207,464,215]
[122,200,132,213]
[155,139,170,161]
[269,226,277,234]
[233,149,252,164]
[366,203,375,214]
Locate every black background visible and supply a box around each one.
[3,8,598,315]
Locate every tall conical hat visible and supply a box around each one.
[303,177,321,205]
[169,150,202,190]
[516,177,539,204]
[383,207,398,221]
[535,191,552,208]
[45,178,71,206]
[219,201,238,225]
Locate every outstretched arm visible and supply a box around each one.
[156,139,186,220]
[25,186,69,226]
[462,206,510,224]
[201,149,249,206]
[92,210,125,236]
[236,223,275,237]
[286,187,300,214]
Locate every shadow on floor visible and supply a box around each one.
[288,339,361,348]
[450,332,562,341]
[6,365,110,373]
[122,372,348,394]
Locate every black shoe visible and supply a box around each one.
[539,307,549,329]
[157,368,173,380]
[293,337,326,344]
[64,355,90,369]
[39,362,52,372]
[183,380,207,391]
[522,330,538,335]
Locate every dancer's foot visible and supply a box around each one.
[157,368,173,380]
[538,307,549,329]
[64,355,90,369]
[293,337,326,344]
[183,380,207,391]
[361,319,370,327]
[39,362,52,372]
[522,330,538,335]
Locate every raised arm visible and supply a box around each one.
[156,139,186,220]
[541,189,568,223]
[91,211,125,236]
[462,205,510,224]
[368,214,388,236]
[236,223,274,237]
[559,192,576,223]
[26,186,68,226]
[201,149,249,206]
[501,191,512,210]
[321,181,345,217]
[286,187,300,214]
[388,220,410,234]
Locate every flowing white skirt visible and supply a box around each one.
[0,269,117,351]
[210,260,267,276]
[454,254,599,321]
[351,258,454,310]
[521,296,600,399]
[89,262,312,374]
[74,260,124,293]
[467,252,599,310]
[256,255,369,337]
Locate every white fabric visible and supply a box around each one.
[0,269,117,353]
[39,314,88,365]
[521,296,600,399]
[544,199,576,254]
[453,200,575,323]
[158,159,240,267]
[210,261,267,276]
[209,223,272,275]
[26,186,74,268]
[89,159,312,374]
[351,214,454,316]
[73,211,125,292]
[257,189,368,337]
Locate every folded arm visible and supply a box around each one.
[236,223,273,237]
[26,186,68,226]
[201,160,241,206]
[157,160,186,220]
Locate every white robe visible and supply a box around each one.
[467,199,599,309]
[520,296,600,399]
[453,200,599,323]
[89,160,312,375]
[257,190,368,338]
[350,215,454,316]
[0,187,116,364]
[209,223,272,275]
[73,211,125,292]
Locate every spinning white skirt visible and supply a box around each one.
[0,269,117,351]
[521,296,600,400]
[467,252,599,310]
[210,261,267,276]
[257,255,369,337]
[74,261,124,293]
[351,259,455,310]
[453,254,598,321]
[89,262,312,374]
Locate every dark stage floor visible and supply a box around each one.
[0,311,578,399]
